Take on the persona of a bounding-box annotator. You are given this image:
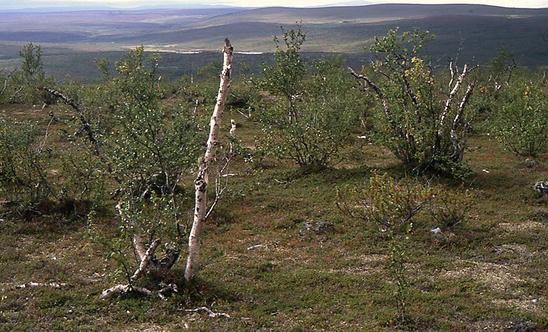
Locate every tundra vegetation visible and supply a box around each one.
[0,27,546,331]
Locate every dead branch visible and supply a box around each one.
[450,83,475,161]
[39,111,57,152]
[205,122,238,220]
[448,60,457,88]
[42,86,100,155]
[402,73,418,106]
[434,63,475,154]
[15,282,68,289]
[230,119,237,136]
[157,283,178,300]
[192,99,199,117]
[0,77,7,97]
[99,284,152,300]
[185,307,231,318]
[348,67,403,140]
[439,64,470,130]
[99,283,178,300]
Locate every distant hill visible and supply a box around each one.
[195,4,547,26]
[0,4,546,80]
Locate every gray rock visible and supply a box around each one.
[533,181,548,195]
[300,221,335,236]
[504,317,537,332]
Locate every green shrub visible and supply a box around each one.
[430,186,474,228]
[490,78,547,158]
[0,118,53,208]
[354,29,476,178]
[255,26,361,170]
[337,173,433,324]
[91,47,205,281]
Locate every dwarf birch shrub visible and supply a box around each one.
[337,173,433,325]
[352,29,476,179]
[0,118,53,208]
[95,47,204,281]
[490,77,547,158]
[256,26,361,170]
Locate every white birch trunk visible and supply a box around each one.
[184,39,233,281]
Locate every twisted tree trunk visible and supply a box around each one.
[184,39,234,281]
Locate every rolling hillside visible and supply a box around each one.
[0,4,547,80]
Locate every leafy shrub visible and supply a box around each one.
[255,26,361,170]
[430,186,474,228]
[354,29,476,178]
[338,172,433,232]
[337,173,433,324]
[0,118,53,208]
[490,78,547,158]
[91,47,205,282]
[10,43,55,105]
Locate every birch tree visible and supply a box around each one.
[184,39,234,281]
[350,29,476,178]
[256,26,361,170]
[97,47,203,298]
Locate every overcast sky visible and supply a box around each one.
[2,0,547,9]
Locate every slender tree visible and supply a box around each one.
[185,39,234,281]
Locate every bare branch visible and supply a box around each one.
[348,66,402,138]
[434,63,475,153]
[448,60,457,88]
[38,111,57,152]
[16,282,68,289]
[42,86,100,155]
[192,99,199,117]
[99,284,152,300]
[402,74,418,106]
[0,77,7,97]
[185,307,231,318]
[450,83,475,161]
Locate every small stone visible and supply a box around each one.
[300,221,335,236]
[430,227,442,234]
[524,158,539,168]
[533,181,548,195]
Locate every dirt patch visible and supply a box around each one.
[492,298,544,316]
[498,221,545,233]
[440,260,531,294]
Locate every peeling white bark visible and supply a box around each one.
[130,238,161,284]
[184,39,234,281]
[99,284,152,300]
[439,64,470,133]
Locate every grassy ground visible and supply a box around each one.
[0,104,546,331]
